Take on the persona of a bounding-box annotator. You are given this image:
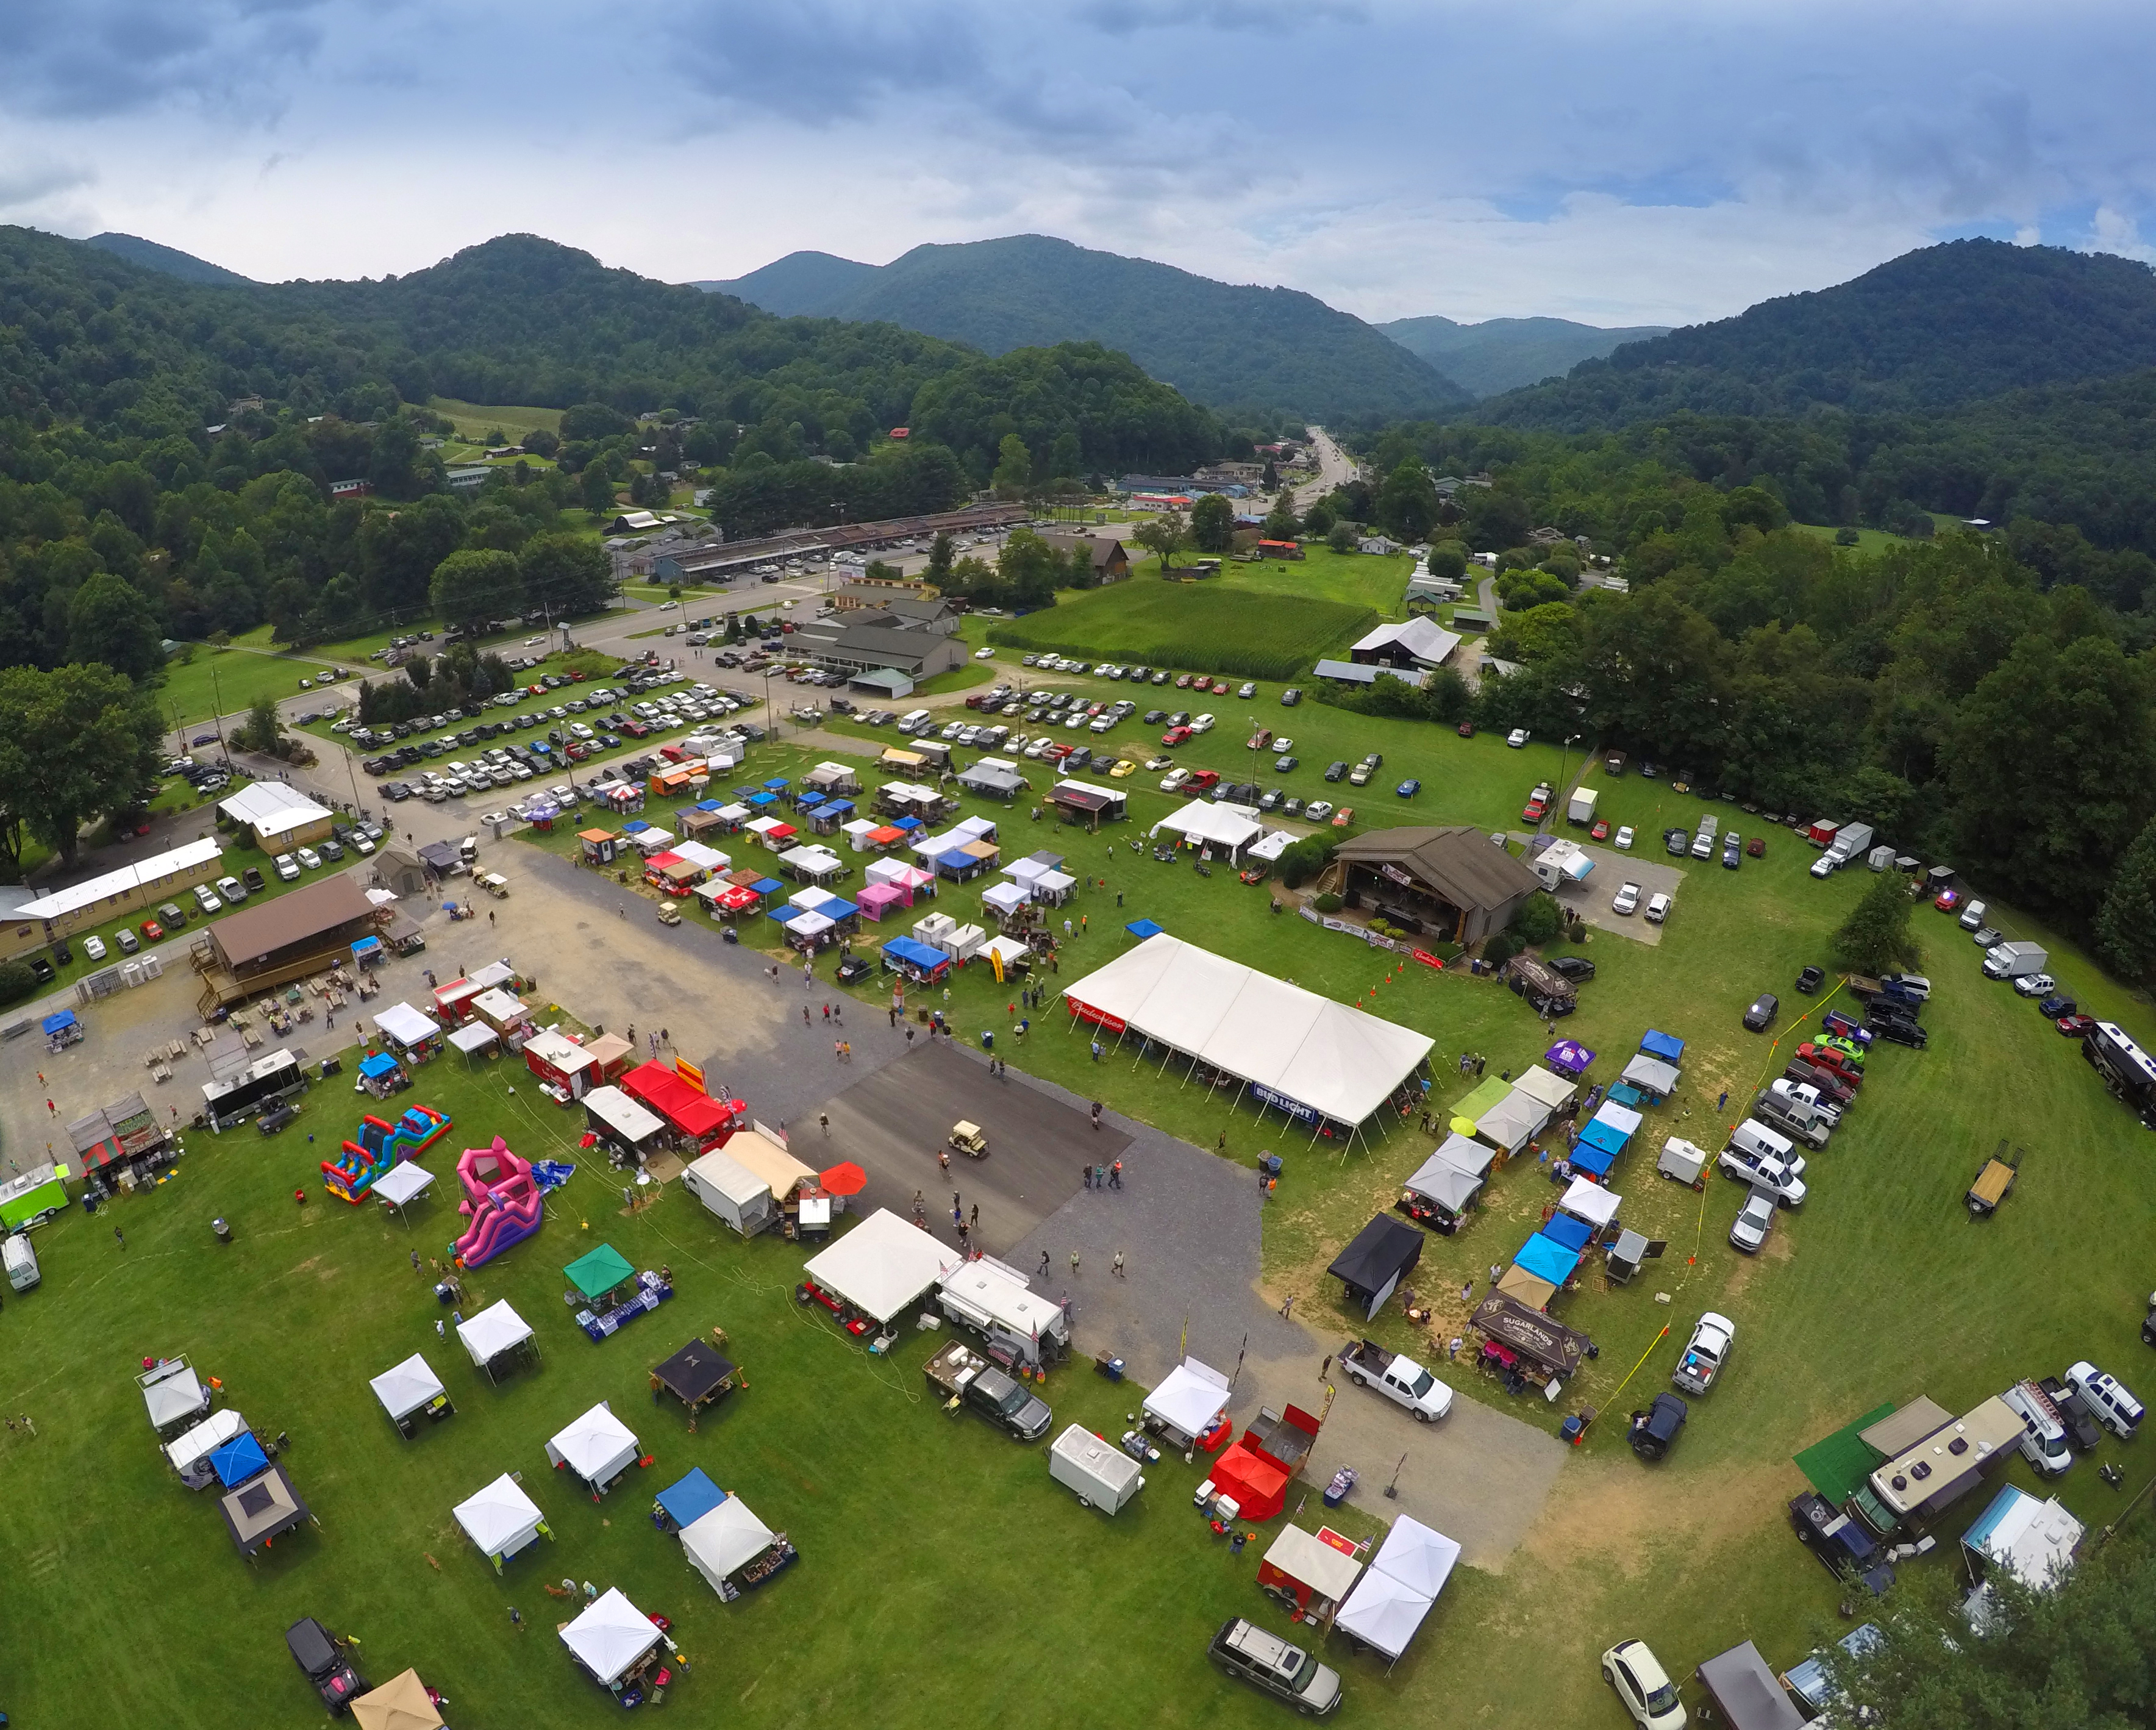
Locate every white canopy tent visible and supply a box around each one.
[457,1300,533,1371]
[546,1401,641,1495]
[1402,1149,1482,1214]
[141,1359,209,1432]
[980,880,1029,919]
[1335,1515,1460,1662]
[1246,830,1294,862]
[1261,1524,1365,1610]
[448,1021,499,1057]
[369,1353,446,1422]
[1429,1131,1496,1178]
[982,934,1030,970]
[1141,1357,1232,1445]
[453,1473,546,1568]
[1621,1054,1682,1096]
[1474,1089,1551,1153]
[1591,1101,1645,1140]
[1150,803,1263,855]
[801,1207,963,1325]
[372,1161,436,1210]
[1063,934,1433,1131]
[680,1496,779,1593]
[1511,1065,1577,1111]
[559,1587,662,1685]
[165,1406,248,1478]
[1557,1177,1622,1231]
[375,1002,441,1050]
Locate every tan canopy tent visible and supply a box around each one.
[1494,1265,1558,1309]
[351,1670,446,1730]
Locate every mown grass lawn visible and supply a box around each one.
[427,398,565,440]
[1143,545,1415,616]
[988,583,1375,682]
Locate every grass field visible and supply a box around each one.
[160,637,374,729]
[428,398,565,440]
[987,584,1375,681]
[1151,545,1415,616]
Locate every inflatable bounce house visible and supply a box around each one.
[323,1104,452,1204]
[451,1136,543,1270]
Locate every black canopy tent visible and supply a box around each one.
[651,1340,738,1430]
[1471,1292,1590,1379]
[1327,1215,1424,1320]
[218,1462,315,1557]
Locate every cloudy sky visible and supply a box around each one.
[4,0,2152,326]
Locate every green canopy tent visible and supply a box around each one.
[564,1244,637,1306]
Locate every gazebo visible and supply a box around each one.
[651,1339,739,1429]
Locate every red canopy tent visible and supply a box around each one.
[621,1062,744,1149]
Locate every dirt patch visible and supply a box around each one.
[1519,1447,1798,1580]
[1721,1219,1794,1298]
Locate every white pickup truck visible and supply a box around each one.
[1672,1313,1735,1395]
[1341,1339,1454,1421]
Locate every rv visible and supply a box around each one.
[1866,1396,2024,1526]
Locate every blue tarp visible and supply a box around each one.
[1577,1119,1631,1157]
[656,1467,727,1529]
[351,935,383,959]
[1125,919,1163,938]
[1542,1212,1593,1253]
[1640,1029,1685,1062]
[1568,1143,1615,1179]
[360,1053,401,1079]
[696,799,723,811]
[40,1011,77,1035]
[1515,1234,1582,1287]
[210,1430,270,1488]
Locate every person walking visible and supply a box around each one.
[1110,1159,1123,1189]
[802,1006,810,1026]
[1279,1294,1294,1319]
[1069,1249,1081,1276]
[1112,1251,1125,1279]
[969,1203,979,1232]
[1460,1281,1474,1303]
[819,1112,830,1136]
[822,1004,830,1023]
[1448,1337,1462,1362]
[411,1249,422,1273]
[1038,1249,1051,1278]
[1083,1163,1093,1190]
[114,1226,125,1249]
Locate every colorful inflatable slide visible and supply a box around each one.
[451,1135,543,1269]
[322,1104,452,1204]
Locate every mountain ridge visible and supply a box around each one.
[1379,313,1670,398]
[84,231,252,285]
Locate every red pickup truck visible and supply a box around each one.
[1187,769,1220,793]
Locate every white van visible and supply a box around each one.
[2001,1381,2072,1476]
[1729,1118,1798,1170]
[2065,1361,2144,1440]
[4,1232,39,1291]
[897,709,932,735]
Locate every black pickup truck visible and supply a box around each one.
[924,1339,1052,1440]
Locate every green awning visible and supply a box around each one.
[1454,1076,1513,1124]
[563,1243,637,1301]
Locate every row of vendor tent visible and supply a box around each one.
[1400,1132,1498,1228]
[1448,1062,1577,1155]
[1335,1516,1462,1664]
[1497,1173,1635,1313]
[802,1207,963,1326]
[522,1026,635,1100]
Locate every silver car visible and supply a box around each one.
[1730,1190,1776,1254]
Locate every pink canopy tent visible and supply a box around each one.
[856,883,905,922]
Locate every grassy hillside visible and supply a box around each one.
[1477,238,2156,431]
[702,234,1470,421]
[1380,313,1668,397]
[986,579,1374,680]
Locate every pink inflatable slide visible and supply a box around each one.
[451,1135,542,1269]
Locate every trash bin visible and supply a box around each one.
[212,1217,232,1244]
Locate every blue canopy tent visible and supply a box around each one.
[751,878,785,896]
[621,818,649,834]
[1640,1029,1685,1063]
[351,935,384,968]
[210,1429,271,1488]
[892,816,923,832]
[41,1010,79,1038]
[695,799,724,812]
[1514,1234,1582,1287]
[1577,1118,1632,1158]
[1568,1143,1616,1179]
[767,906,806,926]
[655,1467,728,1530]
[882,937,953,982]
[1541,1211,1594,1253]
[816,898,859,923]
[1605,1083,1647,1109]
[746,791,777,809]
[1125,918,1164,938]
[359,1053,401,1083]
[819,799,854,817]
[934,849,984,881]
[763,779,789,792]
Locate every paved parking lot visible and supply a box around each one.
[1554,846,1687,945]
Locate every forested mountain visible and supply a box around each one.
[85,232,252,286]
[1380,313,1668,397]
[702,234,1470,421]
[1477,240,2156,431]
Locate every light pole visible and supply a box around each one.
[1557,733,1580,822]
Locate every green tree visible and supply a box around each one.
[1831,873,1921,974]
[1190,493,1234,553]
[580,464,617,516]
[2096,811,2156,985]
[1133,512,1188,571]
[0,663,165,870]
[1261,496,1301,542]
[996,531,1063,609]
[1046,430,1083,482]
[1326,521,1358,554]
[1511,892,1563,946]
[234,694,284,755]
[66,571,165,681]
[1427,540,1468,583]
[925,531,955,587]
[1466,487,1533,552]
[1377,460,1440,542]
[991,434,1033,496]
[429,548,524,637]
[518,532,615,618]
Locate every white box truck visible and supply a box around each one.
[1983,942,2047,981]
[1828,822,1874,863]
[1567,788,1598,826]
[1049,1424,1146,1514]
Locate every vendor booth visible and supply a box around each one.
[546,1401,642,1499]
[1494,1265,1558,1309]
[651,1339,738,1428]
[1257,1524,1365,1621]
[523,1029,600,1099]
[723,1129,819,1228]
[1557,1176,1621,1231]
[1206,1405,1319,1522]
[1543,1038,1595,1078]
[584,1085,668,1163]
[369,1352,452,1438]
[447,1022,498,1066]
[1696,1639,1806,1730]
[1471,1292,1589,1381]
[654,1467,726,1532]
[1510,1064,1577,1114]
[165,1407,249,1490]
[140,1356,211,1437]
[1399,1138,1487,1232]
[681,1496,797,1601]
[357,1051,407,1098]
[218,1462,315,1557]
[880,935,953,984]
[1620,1053,1681,1101]
[799,1207,962,1337]
[1640,1028,1685,1064]
[371,1159,437,1223]
[457,1299,537,1382]
[375,1003,444,1065]
[1473,1087,1551,1154]
[1142,1357,1233,1451]
[560,1587,671,1700]
[682,1145,775,1235]
[621,1062,744,1152]
[350,1671,446,1730]
[1335,1516,1459,1665]
[209,1428,272,1490]
[1513,1232,1581,1290]
[566,1244,673,1343]
[1327,1215,1424,1320]
[453,1472,549,1571]
[777,843,845,882]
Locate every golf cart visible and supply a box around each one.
[949,1120,989,1160]
[656,900,682,926]
[285,1617,365,1715]
[1967,1142,2019,1217]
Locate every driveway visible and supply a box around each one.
[1553,846,1687,946]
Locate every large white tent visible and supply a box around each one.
[1150,803,1264,856]
[457,1300,533,1371]
[452,1473,546,1570]
[1335,1515,1460,1662]
[546,1402,641,1496]
[803,1207,962,1324]
[680,1496,779,1593]
[559,1587,662,1686]
[1141,1357,1233,1445]
[1062,933,1433,1129]
[369,1353,446,1423]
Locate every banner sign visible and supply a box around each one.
[1251,1083,1320,1124]
[674,1057,706,1093]
[1378,863,1415,887]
